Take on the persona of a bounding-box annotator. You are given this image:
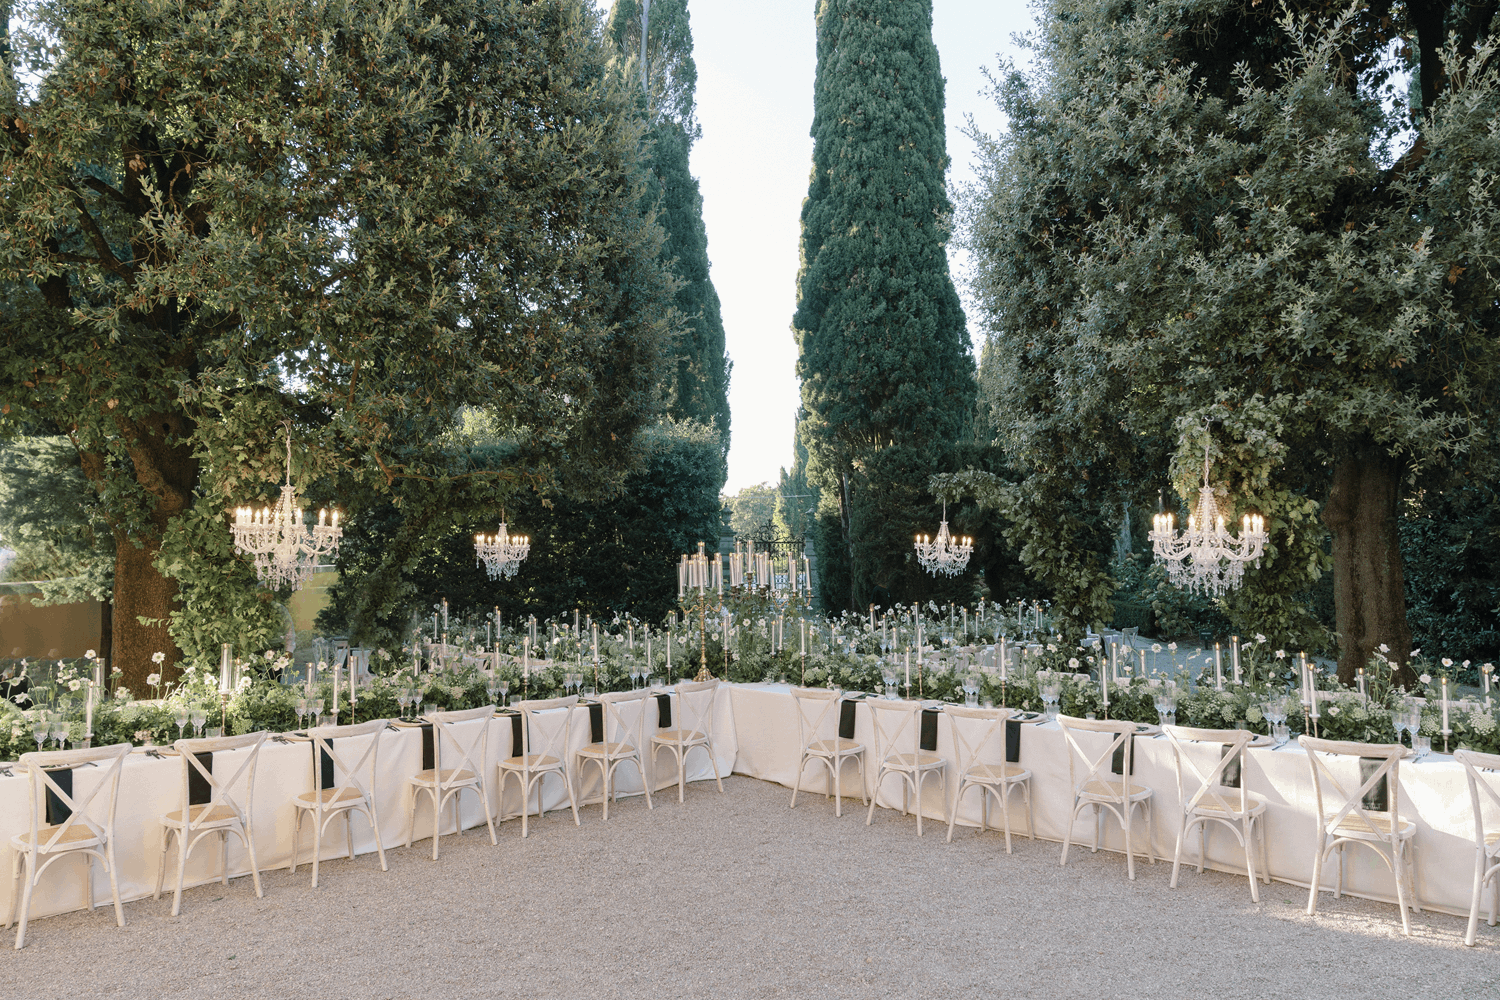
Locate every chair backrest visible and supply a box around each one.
[942,705,1012,775]
[306,717,387,811]
[674,679,719,739]
[16,743,131,851]
[789,686,841,751]
[1298,735,1406,838]
[1162,724,1252,817]
[866,699,923,762]
[1455,748,1500,852]
[1056,714,1136,799]
[171,731,268,827]
[598,688,653,750]
[424,705,494,785]
[513,695,579,761]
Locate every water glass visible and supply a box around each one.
[1272,723,1290,747]
[190,709,208,738]
[1413,735,1431,761]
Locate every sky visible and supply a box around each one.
[595,0,1039,495]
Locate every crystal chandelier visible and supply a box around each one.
[915,502,973,577]
[475,523,530,580]
[230,424,342,591]
[1148,437,1268,596]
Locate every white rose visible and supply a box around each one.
[84,649,96,659]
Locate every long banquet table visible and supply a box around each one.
[0,682,1485,925]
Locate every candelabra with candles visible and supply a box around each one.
[1148,436,1267,596]
[677,542,720,681]
[475,522,530,580]
[915,501,973,577]
[230,423,342,590]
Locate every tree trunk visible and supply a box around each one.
[85,413,199,695]
[1323,444,1412,686]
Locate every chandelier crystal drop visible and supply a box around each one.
[230,424,342,591]
[915,502,973,578]
[475,523,530,580]
[1148,437,1268,596]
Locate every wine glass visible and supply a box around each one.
[311,699,325,728]
[498,679,509,706]
[1391,709,1407,746]
[641,667,652,692]
[411,690,423,719]
[175,706,190,743]
[395,689,410,721]
[485,677,499,707]
[190,708,207,739]
[881,667,897,700]
[33,717,48,754]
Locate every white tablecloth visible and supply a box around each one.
[1,689,736,922]
[729,684,1481,916]
[1,682,1485,925]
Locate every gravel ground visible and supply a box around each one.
[7,775,1498,999]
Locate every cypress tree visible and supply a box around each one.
[792,0,975,611]
[607,0,732,469]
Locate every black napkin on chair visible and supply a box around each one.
[1005,719,1022,764]
[838,695,869,741]
[187,752,214,806]
[1111,736,1135,776]
[420,724,435,771]
[1359,757,1389,812]
[314,740,335,791]
[44,767,72,825]
[655,693,672,729]
[920,708,940,752]
[498,711,523,757]
[587,702,604,744]
[1216,744,1242,789]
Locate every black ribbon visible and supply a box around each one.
[1005,719,1022,764]
[44,766,72,825]
[188,751,214,806]
[587,702,604,744]
[655,693,672,730]
[420,723,435,771]
[920,708,939,752]
[1359,757,1390,812]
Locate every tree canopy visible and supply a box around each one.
[949,0,1500,676]
[0,0,680,688]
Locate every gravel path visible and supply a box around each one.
[8,776,1497,999]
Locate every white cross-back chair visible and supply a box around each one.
[788,687,865,817]
[1300,735,1420,934]
[501,696,582,836]
[1162,725,1269,901]
[1454,748,1500,945]
[651,680,724,803]
[576,689,655,819]
[154,732,267,916]
[291,718,389,887]
[1057,714,1156,879]
[943,705,1033,851]
[864,699,946,835]
[406,705,497,859]
[6,742,130,949]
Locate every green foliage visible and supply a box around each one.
[774,431,819,544]
[0,0,679,687]
[0,436,112,603]
[793,0,976,611]
[724,482,777,538]
[961,0,1500,671]
[319,419,724,645]
[1400,480,1500,664]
